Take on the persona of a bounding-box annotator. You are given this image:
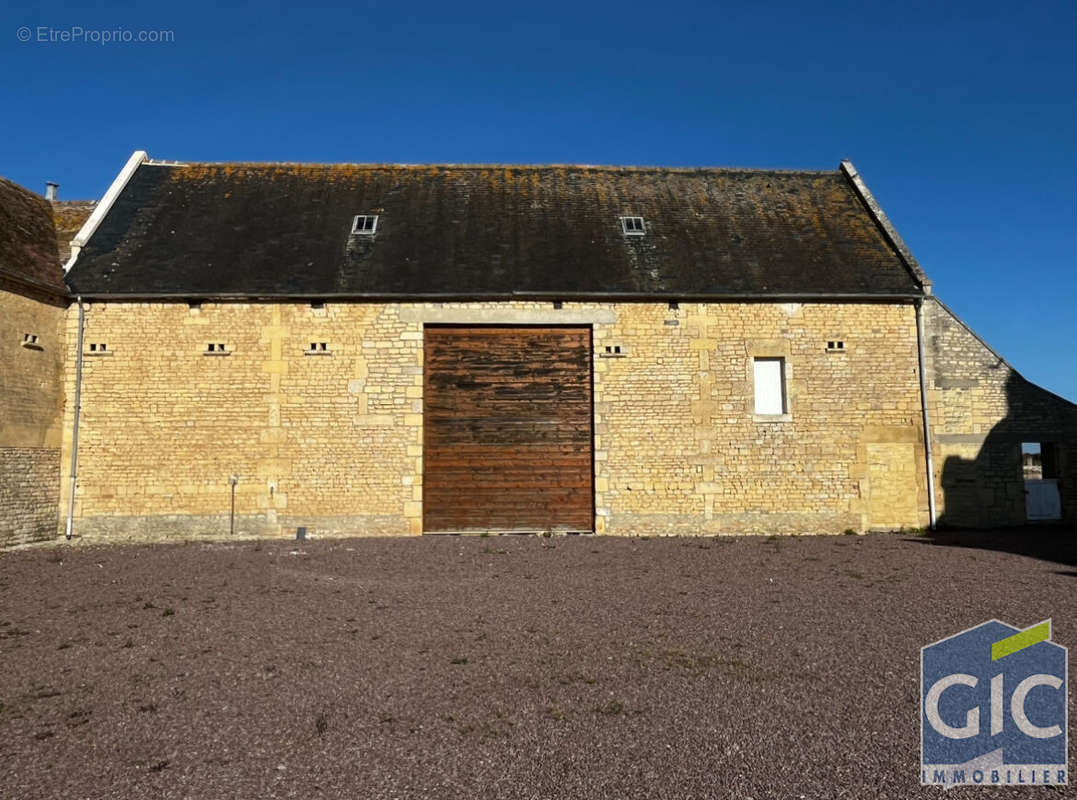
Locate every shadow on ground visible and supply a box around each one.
[906,525,1077,571]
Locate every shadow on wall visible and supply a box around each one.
[936,371,1077,532]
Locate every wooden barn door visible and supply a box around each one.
[423,326,593,533]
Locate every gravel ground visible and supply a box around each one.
[1,529,1075,799]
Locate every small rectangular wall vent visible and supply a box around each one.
[620,216,646,235]
[351,215,378,235]
[826,340,845,352]
[205,343,230,355]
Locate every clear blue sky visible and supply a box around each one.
[4,0,1075,400]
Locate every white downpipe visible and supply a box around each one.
[916,299,938,530]
[65,298,85,540]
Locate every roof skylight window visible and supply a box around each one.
[620,216,646,235]
[351,215,378,235]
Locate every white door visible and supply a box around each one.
[1025,479,1062,520]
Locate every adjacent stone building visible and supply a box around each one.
[0,178,69,546]
[924,298,1077,527]
[2,151,1073,544]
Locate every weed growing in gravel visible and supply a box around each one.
[763,535,783,552]
[844,528,857,535]
[546,704,566,721]
[593,701,625,715]
[27,682,61,700]
[315,712,329,735]
[161,608,175,617]
[481,546,507,555]
[450,656,468,665]
[558,672,597,686]
[459,720,511,739]
[660,649,775,682]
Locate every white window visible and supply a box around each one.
[351,215,378,235]
[753,357,786,415]
[620,216,646,235]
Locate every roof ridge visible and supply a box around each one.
[145,160,839,175]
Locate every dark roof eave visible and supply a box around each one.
[0,265,70,301]
[68,290,926,303]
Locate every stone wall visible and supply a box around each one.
[60,302,421,541]
[925,298,1077,526]
[0,283,66,546]
[60,300,930,541]
[594,302,926,534]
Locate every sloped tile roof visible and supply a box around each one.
[52,200,97,265]
[0,176,64,291]
[66,162,925,298]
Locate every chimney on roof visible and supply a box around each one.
[45,182,58,202]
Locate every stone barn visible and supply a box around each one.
[0,178,70,547]
[1,151,1074,544]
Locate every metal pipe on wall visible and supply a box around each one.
[915,298,938,530]
[65,298,85,540]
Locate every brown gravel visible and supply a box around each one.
[1,529,1075,799]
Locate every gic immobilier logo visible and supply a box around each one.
[921,619,1067,787]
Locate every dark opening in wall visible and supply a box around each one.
[1021,441,1062,521]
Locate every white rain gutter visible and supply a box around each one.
[64,150,148,272]
[65,297,85,540]
[915,298,938,530]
